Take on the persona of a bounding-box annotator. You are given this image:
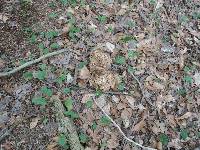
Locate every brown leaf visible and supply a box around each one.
[176,112,192,120]
[79,66,90,79]
[30,117,39,129]
[132,119,145,132]
[81,94,94,103]
[107,135,119,149]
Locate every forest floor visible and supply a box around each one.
[0,0,200,150]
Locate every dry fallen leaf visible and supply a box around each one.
[30,117,39,129]
[81,94,94,103]
[0,13,9,22]
[107,135,119,149]
[105,42,115,52]
[194,72,200,86]
[132,119,145,132]
[79,66,90,79]
[125,96,136,109]
[176,112,192,120]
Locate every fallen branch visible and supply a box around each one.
[0,49,74,77]
[93,96,157,150]
[51,95,84,150]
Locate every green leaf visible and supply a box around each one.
[79,133,89,144]
[128,65,136,73]
[38,43,45,50]
[85,100,93,108]
[107,26,114,33]
[50,43,60,49]
[42,117,48,124]
[23,71,33,80]
[183,66,191,72]
[78,61,88,69]
[100,116,111,126]
[64,98,73,111]
[32,97,47,106]
[64,110,79,119]
[97,15,107,23]
[39,63,47,70]
[48,12,58,19]
[180,129,188,140]
[35,70,46,80]
[30,34,37,43]
[42,48,49,54]
[115,55,126,65]
[118,82,125,91]
[63,88,71,94]
[177,88,187,97]
[184,76,193,84]
[128,50,139,59]
[159,133,169,145]
[149,0,156,5]
[180,15,189,24]
[56,73,66,84]
[45,31,58,39]
[121,36,135,43]
[40,86,53,97]
[95,89,102,97]
[60,0,68,5]
[91,121,97,130]
[58,134,67,146]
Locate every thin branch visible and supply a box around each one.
[92,96,157,150]
[0,49,76,77]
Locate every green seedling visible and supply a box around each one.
[40,86,53,97]
[115,55,126,65]
[23,71,33,80]
[32,97,47,106]
[64,110,79,119]
[97,15,107,23]
[58,134,69,149]
[100,116,111,126]
[64,98,73,111]
[63,88,71,94]
[79,133,89,144]
[159,133,169,145]
[180,129,188,140]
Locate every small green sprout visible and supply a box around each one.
[97,15,107,23]
[115,55,126,65]
[100,116,111,126]
[159,133,169,145]
[32,97,47,106]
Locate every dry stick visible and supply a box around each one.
[93,97,156,150]
[0,49,75,77]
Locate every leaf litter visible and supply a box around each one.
[0,0,200,150]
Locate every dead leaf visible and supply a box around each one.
[194,72,200,86]
[132,119,145,132]
[105,42,115,52]
[107,135,119,149]
[153,82,165,90]
[176,112,192,120]
[30,117,39,129]
[125,96,136,109]
[81,94,94,103]
[79,66,90,79]
[111,95,120,103]
[0,13,9,22]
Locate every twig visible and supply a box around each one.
[92,96,157,150]
[0,49,75,77]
